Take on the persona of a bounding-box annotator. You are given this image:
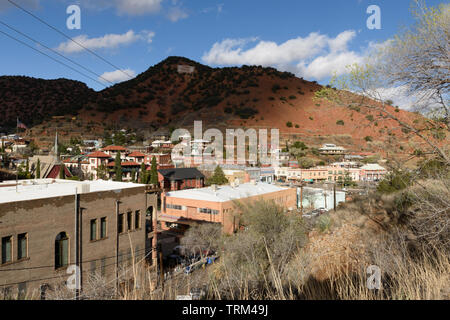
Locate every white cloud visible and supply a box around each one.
[99,69,136,83]
[202,30,367,81]
[114,0,162,16]
[56,30,155,54]
[167,6,188,22]
[0,0,39,12]
[74,0,162,16]
[297,51,364,79]
[370,86,439,111]
[141,30,156,43]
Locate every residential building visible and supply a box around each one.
[158,168,205,192]
[101,146,128,160]
[319,144,346,155]
[360,163,387,181]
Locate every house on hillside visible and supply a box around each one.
[360,163,387,182]
[319,144,346,155]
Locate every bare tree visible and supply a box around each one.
[316,0,449,165]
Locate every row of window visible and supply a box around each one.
[3,211,141,267]
[166,204,183,210]
[118,211,141,234]
[1,233,28,265]
[198,208,219,215]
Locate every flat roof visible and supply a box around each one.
[0,179,145,204]
[165,182,291,203]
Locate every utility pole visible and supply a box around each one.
[300,183,303,215]
[159,246,164,291]
[115,200,120,295]
[333,183,336,212]
[74,189,80,300]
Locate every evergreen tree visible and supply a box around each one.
[207,166,228,185]
[25,159,31,179]
[140,162,148,184]
[150,156,158,185]
[59,164,66,179]
[131,169,136,183]
[36,158,41,179]
[96,163,108,180]
[114,151,122,182]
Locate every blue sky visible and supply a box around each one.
[0,0,444,91]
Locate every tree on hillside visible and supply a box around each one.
[114,152,122,182]
[150,156,158,185]
[207,166,229,185]
[131,169,136,183]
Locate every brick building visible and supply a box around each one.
[160,182,297,234]
[0,179,158,299]
[158,168,205,192]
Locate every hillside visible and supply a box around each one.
[0,56,424,154]
[0,76,95,128]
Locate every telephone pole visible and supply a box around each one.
[333,183,336,212]
[159,246,164,291]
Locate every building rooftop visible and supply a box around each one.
[360,163,386,171]
[87,151,110,158]
[0,179,144,204]
[165,182,290,202]
[158,168,205,181]
[101,146,128,152]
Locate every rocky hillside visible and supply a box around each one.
[1,56,424,154]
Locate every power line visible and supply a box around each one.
[0,247,151,272]
[0,241,213,273]
[0,19,114,85]
[0,251,151,289]
[7,0,134,80]
[0,28,108,87]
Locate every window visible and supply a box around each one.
[18,233,28,260]
[166,204,182,210]
[118,214,124,234]
[127,211,133,231]
[90,219,97,241]
[100,217,107,239]
[135,211,140,229]
[1,236,12,264]
[55,232,69,269]
[198,208,219,215]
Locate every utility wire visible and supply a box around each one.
[0,18,114,85]
[0,241,212,272]
[0,251,151,288]
[7,0,134,80]
[0,246,151,272]
[0,28,108,87]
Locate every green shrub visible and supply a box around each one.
[336,120,345,126]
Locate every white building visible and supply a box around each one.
[319,144,346,155]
